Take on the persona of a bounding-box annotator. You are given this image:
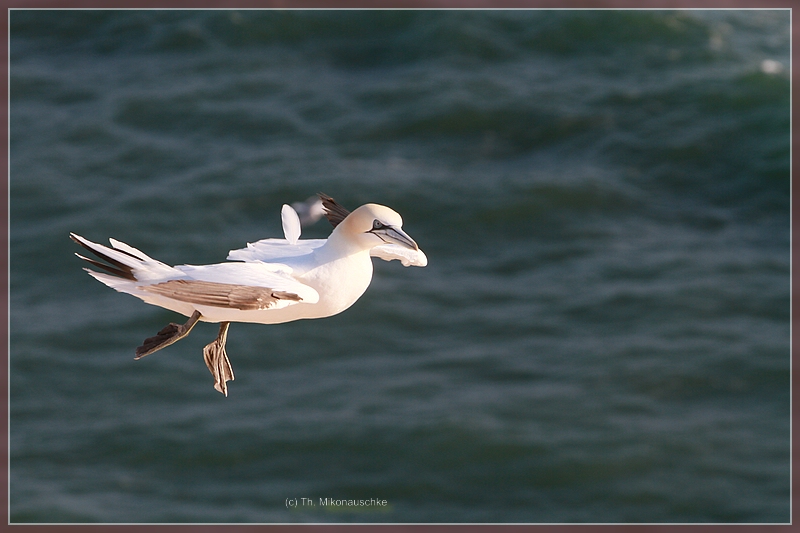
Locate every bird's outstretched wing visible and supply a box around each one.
[227,238,326,262]
[318,193,350,228]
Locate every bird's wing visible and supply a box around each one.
[370,244,428,267]
[319,193,350,227]
[167,262,320,309]
[281,204,302,245]
[228,238,427,267]
[141,279,305,311]
[226,238,326,263]
[291,196,325,226]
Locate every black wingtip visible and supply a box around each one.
[70,233,137,281]
[317,193,351,228]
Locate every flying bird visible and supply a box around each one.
[290,195,326,227]
[71,194,426,396]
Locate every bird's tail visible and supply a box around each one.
[70,233,179,286]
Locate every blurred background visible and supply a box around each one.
[9,9,789,523]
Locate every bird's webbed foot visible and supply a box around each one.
[135,310,202,359]
[203,322,234,396]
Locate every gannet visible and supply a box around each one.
[70,194,426,396]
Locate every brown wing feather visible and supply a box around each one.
[318,193,351,228]
[141,279,302,311]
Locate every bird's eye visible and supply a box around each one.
[372,220,384,230]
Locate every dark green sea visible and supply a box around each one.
[9,9,790,523]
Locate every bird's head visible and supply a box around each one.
[334,203,419,252]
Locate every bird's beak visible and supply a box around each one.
[371,225,419,250]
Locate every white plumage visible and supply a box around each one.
[71,194,426,396]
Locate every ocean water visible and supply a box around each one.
[9,9,790,523]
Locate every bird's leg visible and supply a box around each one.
[135,310,202,359]
[203,322,234,396]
